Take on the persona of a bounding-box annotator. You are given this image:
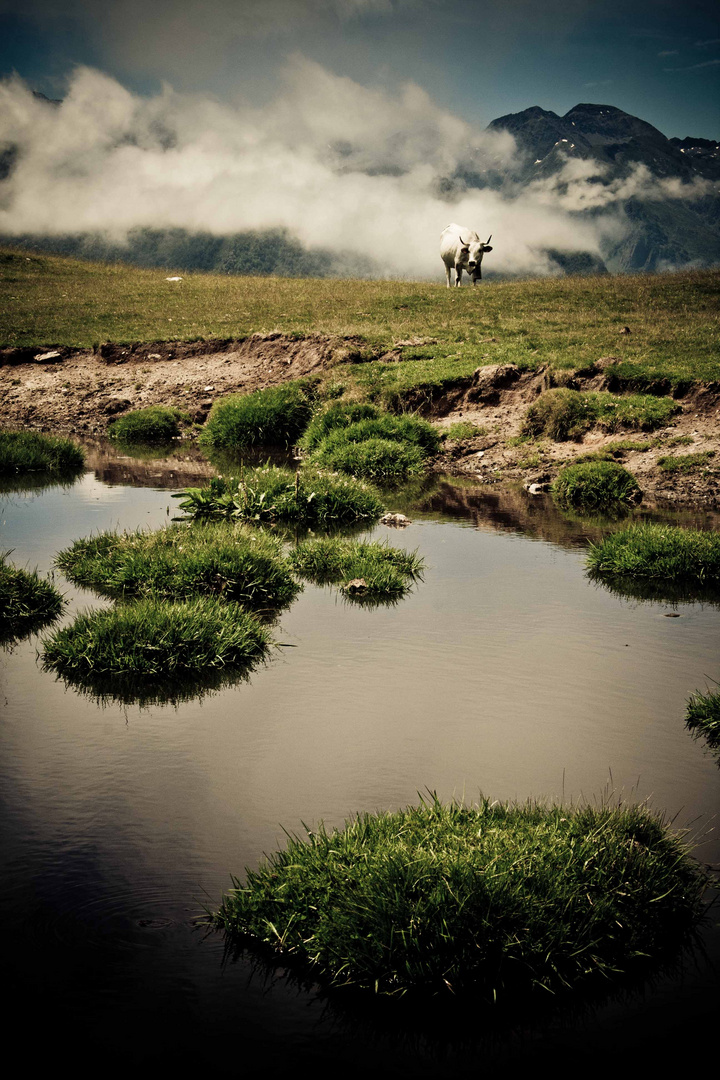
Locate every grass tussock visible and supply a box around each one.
[42,596,271,677]
[288,537,424,602]
[108,405,190,442]
[212,795,707,999]
[442,421,487,441]
[522,389,679,441]
[587,523,720,584]
[200,382,314,449]
[307,413,440,480]
[685,688,720,754]
[552,460,642,511]
[0,429,85,476]
[0,553,65,643]
[657,451,715,473]
[299,401,382,451]
[175,466,384,528]
[56,522,299,611]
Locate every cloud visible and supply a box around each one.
[0,63,707,279]
[664,57,720,71]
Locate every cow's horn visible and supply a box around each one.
[486,234,492,245]
[459,236,466,245]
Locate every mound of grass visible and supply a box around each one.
[442,421,487,441]
[56,522,299,611]
[552,460,642,511]
[213,795,707,999]
[199,383,314,449]
[288,537,424,601]
[685,688,720,754]
[0,429,84,476]
[522,389,680,441]
[313,414,441,457]
[657,452,715,473]
[587,523,720,584]
[299,401,382,451]
[42,596,271,678]
[108,405,189,443]
[175,466,384,528]
[312,436,425,481]
[0,553,65,643]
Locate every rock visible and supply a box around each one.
[165,276,183,282]
[33,350,63,363]
[619,326,631,335]
[203,385,215,392]
[342,578,367,594]
[524,478,550,494]
[380,512,412,527]
[103,398,132,415]
[468,364,521,404]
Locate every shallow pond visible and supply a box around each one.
[1,453,718,1071]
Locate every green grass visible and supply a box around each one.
[108,405,190,442]
[311,437,426,481]
[175,466,384,528]
[0,429,85,476]
[657,452,715,473]
[685,688,720,754]
[442,421,487,441]
[306,413,440,480]
[212,794,707,1000]
[42,595,271,677]
[199,382,314,449]
[552,461,642,511]
[0,553,65,643]
[522,389,680,441]
[587,523,720,584]
[56,522,299,612]
[298,401,383,451]
[288,537,424,602]
[2,250,718,393]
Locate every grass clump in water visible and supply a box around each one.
[657,451,715,473]
[108,405,190,442]
[312,436,425,481]
[299,401,382,451]
[199,383,314,449]
[552,460,642,511]
[0,429,84,476]
[288,537,424,601]
[587,523,720,584]
[212,795,707,999]
[685,688,720,756]
[308,413,440,480]
[43,596,271,677]
[522,389,679,441]
[176,466,384,528]
[0,553,65,643]
[56,522,299,612]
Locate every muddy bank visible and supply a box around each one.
[1,334,718,506]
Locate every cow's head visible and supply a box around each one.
[466,234,493,277]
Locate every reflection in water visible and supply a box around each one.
[45,662,264,709]
[0,468,83,496]
[588,570,720,608]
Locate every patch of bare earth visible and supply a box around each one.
[1,338,718,507]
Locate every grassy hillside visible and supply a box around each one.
[2,249,719,391]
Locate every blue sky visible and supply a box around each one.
[1,0,718,138]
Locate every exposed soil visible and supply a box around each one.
[2,335,719,506]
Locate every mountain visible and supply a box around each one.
[485,103,720,273]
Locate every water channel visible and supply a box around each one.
[1,445,718,1071]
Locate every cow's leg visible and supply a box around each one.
[445,264,452,288]
[454,265,463,286]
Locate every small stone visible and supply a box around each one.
[342,578,367,593]
[34,350,62,363]
[380,512,412,527]
[203,385,215,392]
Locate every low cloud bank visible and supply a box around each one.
[0,61,710,278]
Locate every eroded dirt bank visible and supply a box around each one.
[1,334,718,506]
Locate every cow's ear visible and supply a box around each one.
[483,245,493,252]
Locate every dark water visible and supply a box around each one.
[1,456,718,1073]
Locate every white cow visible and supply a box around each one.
[440,223,493,287]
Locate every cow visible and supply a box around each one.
[440,223,493,287]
